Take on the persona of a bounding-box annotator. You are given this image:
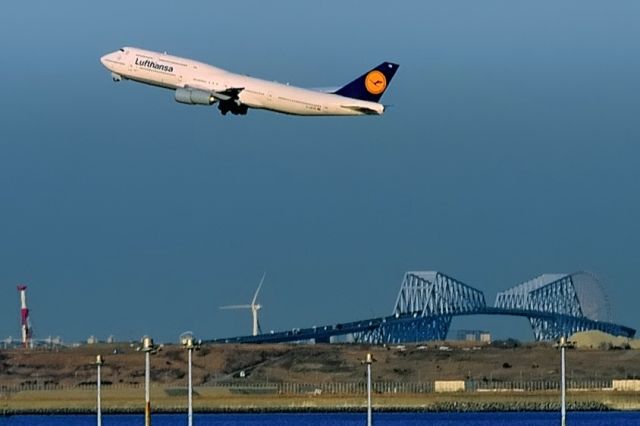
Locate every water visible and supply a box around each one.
[1,412,639,425]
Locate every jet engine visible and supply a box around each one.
[174,88,216,105]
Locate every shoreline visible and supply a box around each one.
[4,343,640,416]
[0,406,625,416]
[3,390,640,415]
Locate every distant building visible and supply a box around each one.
[479,332,491,343]
[87,335,98,344]
[330,334,355,344]
[2,336,15,349]
[452,329,491,343]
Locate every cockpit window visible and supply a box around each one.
[119,48,125,52]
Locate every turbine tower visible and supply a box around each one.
[17,285,32,349]
[220,273,266,336]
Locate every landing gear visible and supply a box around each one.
[111,72,122,82]
[218,101,248,116]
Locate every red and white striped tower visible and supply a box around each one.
[17,285,32,349]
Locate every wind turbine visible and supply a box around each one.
[220,273,266,336]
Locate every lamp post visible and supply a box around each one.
[362,353,375,426]
[95,355,105,426]
[560,336,567,426]
[181,333,200,426]
[141,336,156,426]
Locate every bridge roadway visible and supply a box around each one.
[205,307,636,345]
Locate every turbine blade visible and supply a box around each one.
[252,272,266,305]
[219,305,251,310]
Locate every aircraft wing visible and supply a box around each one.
[183,84,247,115]
[211,87,244,102]
[184,85,244,102]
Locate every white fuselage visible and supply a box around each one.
[100,47,385,116]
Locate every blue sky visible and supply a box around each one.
[1,1,639,343]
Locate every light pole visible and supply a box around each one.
[181,333,201,426]
[560,336,567,426]
[362,353,375,426]
[95,355,105,426]
[141,336,156,426]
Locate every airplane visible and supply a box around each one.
[100,47,398,117]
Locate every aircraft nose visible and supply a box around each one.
[100,52,116,69]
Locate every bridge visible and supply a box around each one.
[207,271,635,345]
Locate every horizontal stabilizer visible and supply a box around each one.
[311,86,341,93]
[341,105,383,115]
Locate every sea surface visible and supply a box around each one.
[1,412,639,425]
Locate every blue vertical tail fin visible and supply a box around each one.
[333,62,399,102]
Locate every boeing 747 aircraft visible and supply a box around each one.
[100,47,398,116]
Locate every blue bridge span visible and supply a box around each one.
[207,271,635,345]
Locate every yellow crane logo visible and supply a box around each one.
[365,70,387,95]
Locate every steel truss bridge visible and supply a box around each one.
[207,271,635,345]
